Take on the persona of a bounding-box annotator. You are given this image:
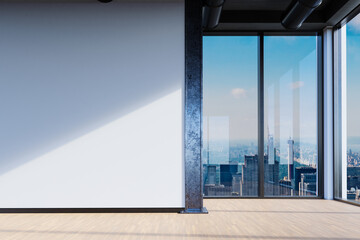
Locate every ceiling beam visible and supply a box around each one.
[219,10,325,24]
[324,0,360,25]
[208,0,360,32]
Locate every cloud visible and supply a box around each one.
[289,81,304,90]
[348,14,360,32]
[279,36,297,44]
[231,88,247,99]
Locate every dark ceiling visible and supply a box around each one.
[207,0,360,32]
[223,0,332,11]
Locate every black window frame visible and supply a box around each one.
[333,5,360,207]
[202,31,324,199]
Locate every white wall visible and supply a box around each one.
[0,0,184,208]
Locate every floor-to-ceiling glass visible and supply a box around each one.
[203,36,258,197]
[264,36,319,197]
[345,13,360,203]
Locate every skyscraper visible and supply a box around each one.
[220,164,238,187]
[299,173,317,196]
[295,166,316,192]
[264,153,280,195]
[347,167,360,192]
[287,137,295,180]
[267,134,275,165]
[279,179,293,196]
[242,155,258,196]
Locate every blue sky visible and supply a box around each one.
[203,36,258,142]
[347,13,360,138]
[203,35,318,144]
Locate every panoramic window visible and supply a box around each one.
[264,36,319,197]
[203,35,319,198]
[345,13,360,203]
[203,36,258,197]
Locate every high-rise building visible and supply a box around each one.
[267,134,275,165]
[242,155,258,196]
[295,166,316,192]
[279,179,293,196]
[299,173,317,196]
[287,138,295,181]
[347,167,360,191]
[220,164,238,187]
[264,153,280,195]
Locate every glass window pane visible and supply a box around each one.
[346,13,360,203]
[264,36,318,197]
[203,36,258,197]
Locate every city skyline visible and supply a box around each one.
[345,13,360,203]
[203,35,319,197]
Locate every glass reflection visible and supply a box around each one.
[203,36,258,197]
[264,36,318,197]
[346,13,360,203]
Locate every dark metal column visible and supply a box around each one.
[317,33,324,198]
[258,34,265,198]
[181,0,208,214]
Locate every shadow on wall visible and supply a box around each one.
[0,2,184,175]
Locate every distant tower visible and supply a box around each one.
[287,137,294,180]
[267,134,275,165]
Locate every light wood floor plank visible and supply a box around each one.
[0,200,359,240]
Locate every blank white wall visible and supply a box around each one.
[0,0,184,208]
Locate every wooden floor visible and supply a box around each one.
[1,199,360,240]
